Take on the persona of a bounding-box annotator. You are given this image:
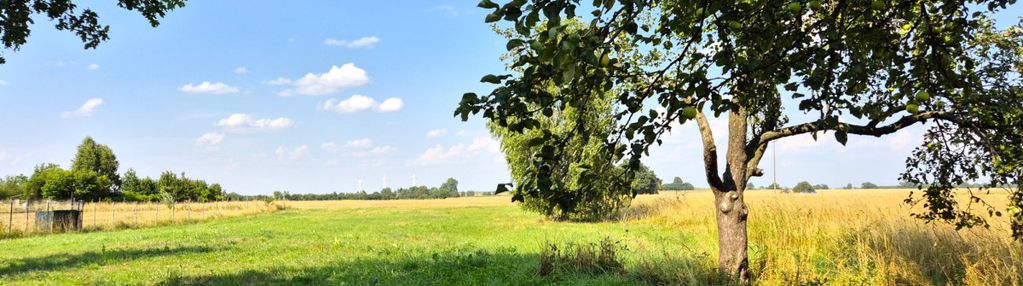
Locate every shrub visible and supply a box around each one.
[792,181,815,193]
[538,237,625,277]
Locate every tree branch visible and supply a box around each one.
[758,111,951,144]
[696,112,726,191]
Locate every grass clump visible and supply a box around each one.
[538,237,626,277]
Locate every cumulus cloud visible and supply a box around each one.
[378,98,404,112]
[234,67,249,74]
[334,138,395,158]
[195,132,225,147]
[61,98,103,118]
[414,136,500,165]
[320,141,338,152]
[278,63,369,96]
[426,129,448,139]
[215,113,295,130]
[346,138,374,148]
[87,63,100,70]
[324,36,380,48]
[180,81,240,95]
[275,145,309,160]
[318,95,404,114]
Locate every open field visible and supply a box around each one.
[0,201,280,238]
[0,189,1020,285]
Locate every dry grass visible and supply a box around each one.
[0,200,280,238]
[625,189,1023,285]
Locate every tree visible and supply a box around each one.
[72,137,121,191]
[0,175,28,199]
[862,182,879,189]
[439,178,460,198]
[0,0,185,64]
[672,177,684,185]
[630,163,661,194]
[792,181,815,193]
[812,184,829,190]
[457,0,1023,282]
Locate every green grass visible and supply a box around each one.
[0,205,707,285]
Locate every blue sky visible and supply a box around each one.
[0,1,1018,195]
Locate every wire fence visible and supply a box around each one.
[0,199,280,238]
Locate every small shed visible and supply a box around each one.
[36,210,82,232]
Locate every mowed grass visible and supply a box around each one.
[0,189,1021,285]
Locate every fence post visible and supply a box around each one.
[8,200,13,234]
[24,200,30,234]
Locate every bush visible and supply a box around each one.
[861,182,879,189]
[538,237,625,277]
[792,181,816,193]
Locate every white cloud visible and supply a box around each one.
[61,98,103,118]
[345,138,373,148]
[378,98,404,112]
[265,77,291,85]
[87,63,100,70]
[414,136,500,165]
[468,136,500,153]
[278,63,369,96]
[275,145,309,160]
[180,81,240,95]
[0,80,7,86]
[318,95,405,114]
[195,132,225,147]
[321,141,338,152]
[426,129,448,139]
[234,67,249,74]
[215,113,295,130]
[324,36,380,48]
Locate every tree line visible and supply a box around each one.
[0,137,228,202]
[270,178,473,201]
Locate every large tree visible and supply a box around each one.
[72,136,121,189]
[0,0,184,64]
[457,0,1023,283]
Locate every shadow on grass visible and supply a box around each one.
[0,245,221,277]
[158,247,728,286]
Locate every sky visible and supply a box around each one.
[0,1,1018,195]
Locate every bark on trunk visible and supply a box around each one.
[715,188,750,285]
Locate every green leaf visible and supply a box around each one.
[495,183,511,194]
[835,130,848,145]
[481,74,503,84]
[506,39,526,50]
[478,0,499,9]
[485,11,502,23]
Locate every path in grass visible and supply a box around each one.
[0,203,698,285]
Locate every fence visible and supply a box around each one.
[0,199,276,237]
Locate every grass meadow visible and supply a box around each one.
[0,189,1020,285]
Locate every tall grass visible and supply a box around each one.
[626,189,1023,285]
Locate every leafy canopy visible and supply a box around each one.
[0,0,185,64]
[457,0,1023,238]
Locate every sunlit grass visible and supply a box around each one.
[0,190,1019,285]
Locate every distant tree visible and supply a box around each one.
[672,177,684,185]
[630,163,661,195]
[747,182,756,189]
[845,183,854,190]
[792,181,815,193]
[0,0,186,65]
[861,182,880,189]
[0,175,28,199]
[767,183,783,190]
[380,187,394,200]
[71,137,121,190]
[439,178,460,198]
[897,181,918,189]
[812,184,830,190]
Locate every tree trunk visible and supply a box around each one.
[715,188,750,284]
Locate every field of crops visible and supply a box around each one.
[0,189,1020,285]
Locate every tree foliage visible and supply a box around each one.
[792,181,815,193]
[457,0,1023,280]
[0,0,185,64]
[72,136,121,190]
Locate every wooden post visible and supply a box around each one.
[8,200,13,234]
[24,200,30,234]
